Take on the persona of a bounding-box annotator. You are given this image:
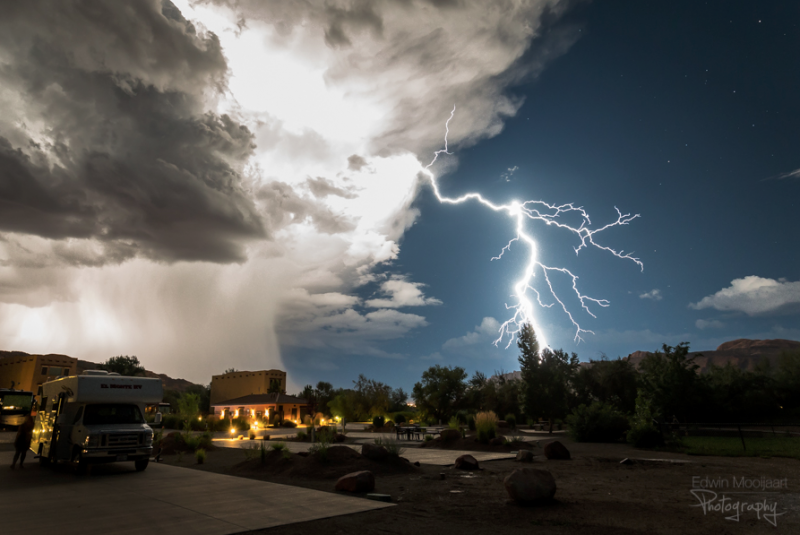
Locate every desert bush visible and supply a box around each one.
[281,420,297,428]
[162,414,183,430]
[567,402,629,443]
[303,415,312,425]
[448,416,460,430]
[195,448,206,464]
[626,390,664,448]
[372,415,386,428]
[281,448,292,460]
[505,414,517,429]
[394,413,406,425]
[467,414,476,431]
[270,442,286,452]
[309,430,332,461]
[475,411,498,444]
[374,437,405,456]
[456,410,468,424]
[384,420,395,428]
[424,434,434,442]
[184,431,213,452]
[296,431,308,441]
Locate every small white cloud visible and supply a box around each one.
[764,168,800,181]
[500,165,519,182]
[690,276,800,315]
[442,317,501,348]
[420,352,444,361]
[365,276,442,308]
[695,319,725,330]
[639,289,662,301]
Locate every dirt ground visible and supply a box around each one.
[160,435,800,534]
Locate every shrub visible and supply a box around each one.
[394,414,406,425]
[296,431,308,441]
[467,414,476,431]
[455,410,468,424]
[448,416,460,430]
[309,431,332,461]
[281,448,292,460]
[566,402,629,443]
[505,414,517,429]
[259,441,269,464]
[384,420,395,428]
[270,442,286,452]
[303,415,312,425]
[372,415,386,428]
[626,390,664,448]
[424,434,434,442]
[475,411,498,444]
[374,437,405,456]
[195,448,206,464]
[184,431,213,452]
[281,420,297,428]
[627,423,664,448]
[162,414,183,430]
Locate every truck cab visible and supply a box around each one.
[32,371,163,472]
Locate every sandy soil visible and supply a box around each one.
[160,435,800,534]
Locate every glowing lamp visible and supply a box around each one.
[230,428,236,434]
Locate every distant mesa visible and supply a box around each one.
[626,338,800,373]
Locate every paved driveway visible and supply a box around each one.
[0,450,391,535]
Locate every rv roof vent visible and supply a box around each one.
[107,372,121,376]
[82,370,109,375]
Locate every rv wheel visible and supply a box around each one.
[134,459,149,472]
[76,453,89,475]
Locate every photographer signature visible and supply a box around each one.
[690,489,786,527]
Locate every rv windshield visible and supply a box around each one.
[83,404,144,426]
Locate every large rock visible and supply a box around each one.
[440,429,461,442]
[543,440,570,460]
[454,454,479,470]
[515,450,535,463]
[361,443,389,461]
[504,468,556,504]
[335,471,375,493]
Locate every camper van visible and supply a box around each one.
[32,370,163,472]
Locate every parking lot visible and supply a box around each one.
[0,434,391,535]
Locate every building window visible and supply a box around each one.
[41,366,48,375]
[48,367,62,376]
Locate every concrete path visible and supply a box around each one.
[214,439,516,466]
[0,450,391,535]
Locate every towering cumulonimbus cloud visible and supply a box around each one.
[0,0,575,385]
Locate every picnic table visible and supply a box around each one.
[395,425,447,441]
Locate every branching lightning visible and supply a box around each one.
[421,106,643,350]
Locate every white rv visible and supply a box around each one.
[32,371,163,472]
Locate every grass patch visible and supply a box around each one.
[681,436,800,460]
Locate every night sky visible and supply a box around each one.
[0,1,797,393]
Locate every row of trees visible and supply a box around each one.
[406,324,800,432]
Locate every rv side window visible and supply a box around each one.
[72,406,84,425]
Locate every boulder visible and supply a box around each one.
[335,471,375,493]
[543,440,570,460]
[489,437,505,446]
[497,420,509,428]
[361,443,389,461]
[504,468,556,504]
[515,450,535,463]
[454,454,479,470]
[334,433,346,443]
[440,429,461,442]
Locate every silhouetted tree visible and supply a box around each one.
[101,355,145,377]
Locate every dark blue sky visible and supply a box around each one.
[284,0,800,392]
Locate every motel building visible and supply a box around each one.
[209,369,309,426]
[211,392,310,426]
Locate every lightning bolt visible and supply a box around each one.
[421,106,643,350]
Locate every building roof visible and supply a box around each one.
[211,393,308,407]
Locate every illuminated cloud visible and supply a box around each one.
[443,317,502,349]
[0,0,575,383]
[639,289,662,301]
[690,276,800,316]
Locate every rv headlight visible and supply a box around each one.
[143,430,154,446]
[84,434,101,448]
